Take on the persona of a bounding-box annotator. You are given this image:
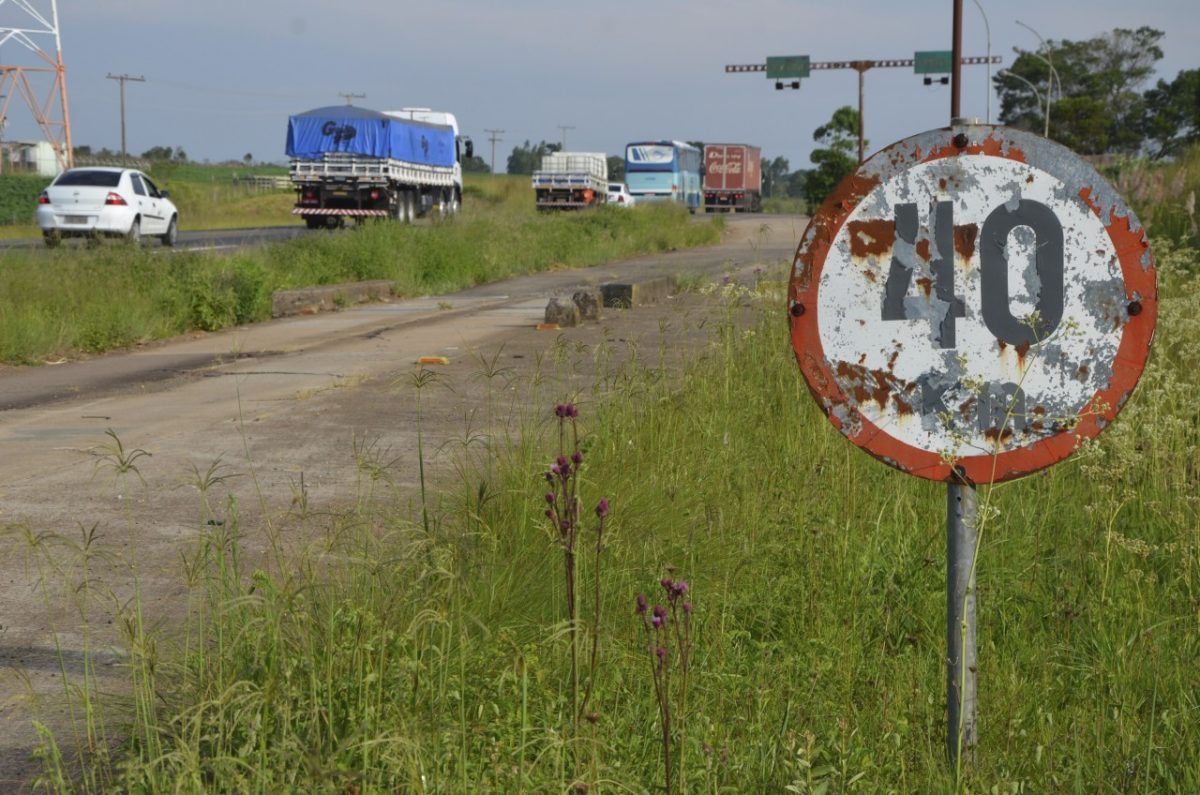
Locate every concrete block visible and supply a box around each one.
[272,280,395,318]
[572,288,603,321]
[544,297,581,327]
[600,276,673,309]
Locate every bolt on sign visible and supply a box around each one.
[788,124,1157,483]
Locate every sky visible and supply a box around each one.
[1,0,1197,170]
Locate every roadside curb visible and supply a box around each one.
[272,280,396,318]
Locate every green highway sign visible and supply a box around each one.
[766,55,810,79]
[914,50,953,74]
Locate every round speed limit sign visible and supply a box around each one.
[789,124,1157,483]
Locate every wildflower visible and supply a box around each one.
[572,451,583,465]
[656,646,667,665]
[636,593,648,614]
[652,614,664,628]
[545,493,555,504]
[672,580,689,598]
[660,577,674,591]
[682,602,692,615]
[595,497,609,518]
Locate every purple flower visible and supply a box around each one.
[545,493,555,504]
[572,451,583,465]
[566,404,579,418]
[544,472,554,484]
[550,463,561,476]
[660,578,674,592]
[653,604,666,619]
[544,509,553,519]
[555,404,566,418]
[672,581,689,597]
[636,593,648,614]
[682,602,692,615]
[656,646,667,664]
[595,498,609,519]
[651,614,664,628]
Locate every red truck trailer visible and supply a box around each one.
[703,144,762,213]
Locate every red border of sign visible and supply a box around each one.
[789,126,1157,484]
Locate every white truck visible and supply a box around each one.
[287,105,474,228]
[531,152,608,211]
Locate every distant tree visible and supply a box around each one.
[506,140,560,175]
[141,145,175,161]
[995,26,1164,154]
[804,106,861,208]
[1141,68,1200,158]
[607,155,625,181]
[243,152,253,165]
[762,156,790,198]
[462,154,491,174]
[73,144,92,158]
[174,148,188,162]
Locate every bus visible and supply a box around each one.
[623,140,702,211]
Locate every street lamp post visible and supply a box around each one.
[1000,69,1045,134]
[1015,20,1061,137]
[970,0,992,123]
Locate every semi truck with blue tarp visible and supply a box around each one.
[287,105,473,228]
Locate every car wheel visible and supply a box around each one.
[126,217,142,245]
[161,216,178,247]
[43,230,61,248]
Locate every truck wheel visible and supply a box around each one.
[305,217,322,230]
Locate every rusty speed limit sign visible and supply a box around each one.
[789,124,1157,483]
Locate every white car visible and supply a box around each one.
[37,167,179,247]
[607,182,635,207]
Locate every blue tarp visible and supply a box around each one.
[286,106,455,167]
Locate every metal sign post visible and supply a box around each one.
[946,1,976,766]
[786,119,1157,768]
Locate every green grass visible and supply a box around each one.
[29,240,1200,793]
[0,179,720,364]
[1107,142,1200,248]
[762,196,809,216]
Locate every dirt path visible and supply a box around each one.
[0,214,804,789]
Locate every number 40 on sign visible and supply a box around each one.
[789,124,1157,485]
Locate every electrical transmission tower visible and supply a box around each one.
[0,0,73,172]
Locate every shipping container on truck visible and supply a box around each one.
[287,105,473,229]
[531,152,608,210]
[703,144,762,213]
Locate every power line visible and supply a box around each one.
[483,128,504,175]
[106,73,145,165]
[554,124,573,151]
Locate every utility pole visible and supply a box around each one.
[557,124,575,151]
[106,73,145,166]
[339,91,366,105]
[484,128,504,175]
[726,53,1000,164]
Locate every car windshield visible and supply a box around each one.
[609,185,623,192]
[54,170,122,188]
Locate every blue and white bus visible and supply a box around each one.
[624,140,702,210]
